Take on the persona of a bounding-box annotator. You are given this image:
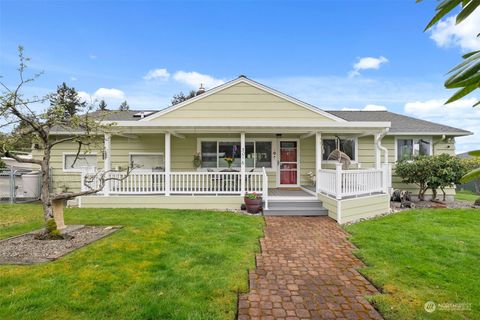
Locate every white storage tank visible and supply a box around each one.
[22,171,41,198]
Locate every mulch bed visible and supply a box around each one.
[0,225,121,265]
[392,199,477,211]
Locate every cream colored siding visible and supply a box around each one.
[80,195,242,210]
[318,193,389,224]
[357,136,376,168]
[318,193,338,220]
[111,134,165,169]
[154,83,336,122]
[341,194,390,224]
[300,136,315,187]
[42,138,103,193]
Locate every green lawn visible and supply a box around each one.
[455,189,479,202]
[346,209,480,320]
[0,204,263,320]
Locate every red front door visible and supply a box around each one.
[279,141,298,185]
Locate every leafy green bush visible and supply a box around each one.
[396,154,466,201]
[395,156,433,201]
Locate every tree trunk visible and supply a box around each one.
[441,187,446,201]
[418,185,426,201]
[41,148,54,223]
[431,188,437,201]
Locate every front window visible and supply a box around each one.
[397,138,431,160]
[322,138,356,161]
[200,140,272,169]
[130,153,164,171]
[64,154,97,171]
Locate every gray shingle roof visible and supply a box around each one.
[326,110,471,135]
[88,110,158,121]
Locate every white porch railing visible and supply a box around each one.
[82,170,266,195]
[317,163,391,199]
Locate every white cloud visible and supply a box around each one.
[93,88,126,100]
[363,104,387,111]
[143,68,170,81]
[341,104,387,111]
[173,71,224,89]
[404,98,479,153]
[78,91,93,102]
[70,76,77,81]
[89,54,97,59]
[429,10,480,51]
[78,88,126,107]
[350,56,388,77]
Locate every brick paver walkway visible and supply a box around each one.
[238,217,382,320]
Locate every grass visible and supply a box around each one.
[346,208,480,320]
[0,204,264,320]
[455,189,479,202]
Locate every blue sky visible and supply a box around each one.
[0,0,479,152]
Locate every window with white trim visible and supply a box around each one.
[64,154,97,171]
[200,140,273,168]
[322,138,356,161]
[397,138,431,160]
[129,153,164,171]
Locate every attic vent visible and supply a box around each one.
[133,111,153,118]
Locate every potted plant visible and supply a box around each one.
[244,192,262,214]
[224,157,234,170]
[193,153,202,169]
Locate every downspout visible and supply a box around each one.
[432,134,446,155]
[376,128,389,164]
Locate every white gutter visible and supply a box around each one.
[376,128,389,164]
[101,120,392,128]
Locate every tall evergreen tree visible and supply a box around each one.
[119,100,129,111]
[49,82,85,117]
[98,99,108,111]
[171,90,196,106]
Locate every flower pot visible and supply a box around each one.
[244,197,263,214]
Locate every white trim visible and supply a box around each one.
[277,139,300,187]
[196,137,276,171]
[394,136,433,161]
[62,152,98,172]
[105,119,391,128]
[387,132,470,136]
[321,136,358,163]
[140,77,347,123]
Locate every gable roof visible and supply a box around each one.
[140,76,346,122]
[326,110,471,136]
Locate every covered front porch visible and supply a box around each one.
[79,122,392,215]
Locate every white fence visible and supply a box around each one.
[317,163,391,199]
[82,170,266,196]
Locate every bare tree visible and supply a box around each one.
[0,47,128,235]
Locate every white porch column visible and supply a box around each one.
[335,162,342,200]
[103,133,111,196]
[315,132,322,192]
[165,132,171,196]
[374,133,381,169]
[240,132,246,196]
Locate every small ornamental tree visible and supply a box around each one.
[395,156,434,201]
[0,47,128,236]
[427,154,466,201]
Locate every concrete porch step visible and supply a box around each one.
[263,199,328,216]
